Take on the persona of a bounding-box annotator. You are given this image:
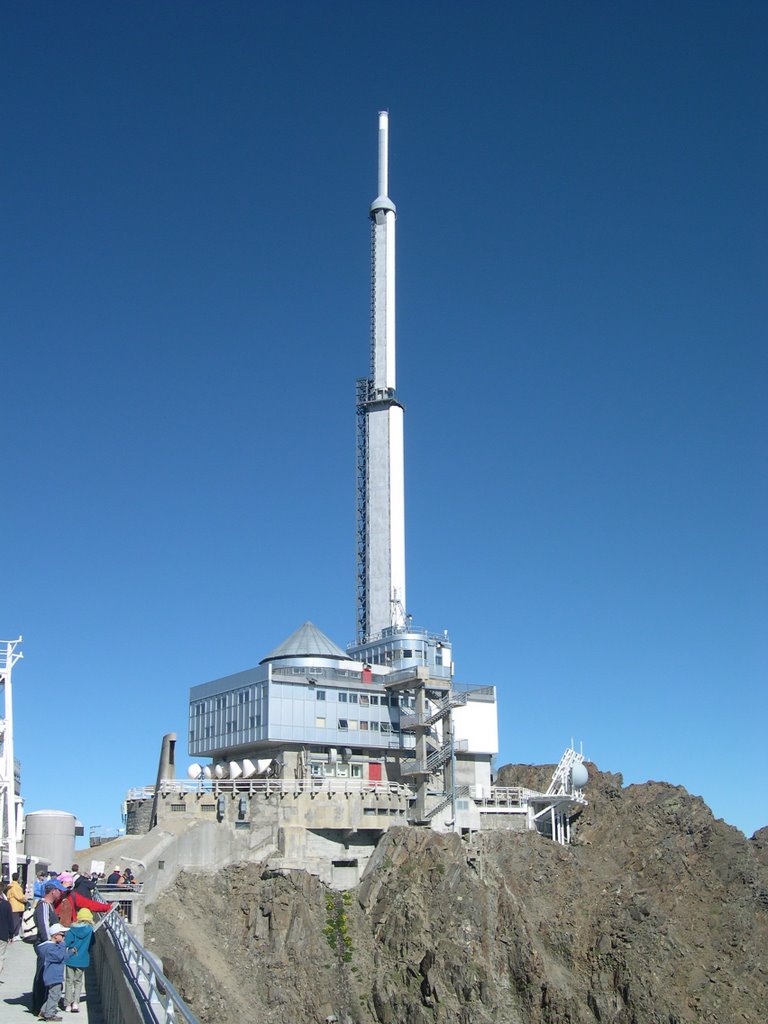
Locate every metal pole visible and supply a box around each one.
[1,638,22,877]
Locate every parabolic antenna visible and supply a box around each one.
[229,761,243,780]
[202,766,212,780]
[214,763,226,779]
[187,763,202,780]
[571,763,589,789]
[241,759,257,779]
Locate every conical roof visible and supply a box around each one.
[259,621,351,664]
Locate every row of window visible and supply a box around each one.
[309,762,364,778]
[316,691,415,708]
[190,713,262,740]
[314,718,399,733]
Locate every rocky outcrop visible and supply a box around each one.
[146,764,768,1024]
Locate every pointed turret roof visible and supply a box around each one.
[259,621,351,664]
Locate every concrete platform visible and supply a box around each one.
[0,941,103,1024]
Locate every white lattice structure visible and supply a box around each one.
[0,637,23,875]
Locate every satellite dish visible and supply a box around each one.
[214,764,226,779]
[255,758,273,776]
[229,761,243,780]
[202,766,212,780]
[241,759,257,779]
[187,763,203,780]
[571,763,589,789]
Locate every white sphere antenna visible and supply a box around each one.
[187,763,203,780]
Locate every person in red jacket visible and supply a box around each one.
[54,880,114,928]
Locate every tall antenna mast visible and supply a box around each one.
[0,637,23,877]
[356,111,406,641]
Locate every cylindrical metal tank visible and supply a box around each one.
[24,810,77,871]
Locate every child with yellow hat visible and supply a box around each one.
[63,909,94,1012]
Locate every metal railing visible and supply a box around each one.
[127,777,412,800]
[93,905,199,1024]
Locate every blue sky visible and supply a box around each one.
[3,2,766,841]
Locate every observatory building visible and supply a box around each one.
[187,112,497,824]
[124,114,586,889]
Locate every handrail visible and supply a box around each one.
[97,900,200,1024]
[127,778,412,800]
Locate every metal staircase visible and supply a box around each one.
[399,741,453,777]
[399,691,468,731]
[424,785,469,821]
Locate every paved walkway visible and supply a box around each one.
[0,942,103,1024]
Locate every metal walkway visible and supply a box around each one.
[0,940,104,1024]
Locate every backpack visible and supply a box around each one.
[21,905,37,943]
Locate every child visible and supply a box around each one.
[63,909,94,1013]
[36,924,74,1022]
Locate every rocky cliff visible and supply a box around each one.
[146,764,768,1024]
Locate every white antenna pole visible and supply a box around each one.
[378,111,389,198]
[0,637,23,877]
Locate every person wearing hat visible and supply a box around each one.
[106,866,122,885]
[35,924,75,1021]
[63,909,94,1013]
[31,881,66,1015]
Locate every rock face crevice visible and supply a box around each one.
[146,765,768,1024]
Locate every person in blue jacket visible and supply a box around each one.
[63,908,94,1013]
[36,924,75,1021]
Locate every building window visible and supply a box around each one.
[348,720,358,731]
[389,695,399,707]
[216,697,226,710]
[339,693,347,703]
[359,694,369,706]
[380,722,391,733]
[369,722,379,731]
[316,690,326,701]
[370,695,379,705]
[351,764,362,778]
[238,692,248,704]
[360,721,368,730]
[315,716,326,728]
[170,804,186,813]
[338,719,348,730]
[195,704,203,716]
[349,693,358,704]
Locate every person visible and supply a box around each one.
[7,871,27,938]
[106,866,122,885]
[63,909,94,1013]
[56,879,115,927]
[0,882,14,977]
[71,868,96,900]
[33,872,48,900]
[36,924,74,1021]
[32,881,66,1015]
